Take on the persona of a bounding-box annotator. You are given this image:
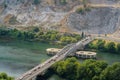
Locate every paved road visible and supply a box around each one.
[16,35,119,80]
[16,37,93,80]
[70,3,120,13]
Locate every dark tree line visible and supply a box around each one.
[0,28,82,45]
[51,57,120,80]
[87,39,120,54]
[0,72,14,80]
[0,28,35,40]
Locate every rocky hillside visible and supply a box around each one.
[0,0,82,30]
[0,0,120,34]
[67,7,120,34]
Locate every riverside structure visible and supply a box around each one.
[46,48,62,55]
[16,36,94,80]
[76,51,97,59]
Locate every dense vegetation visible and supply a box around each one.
[87,39,120,54]
[76,7,91,14]
[60,0,67,5]
[0,72,14,80]
[51,57,120,80]
[0,27,82,45]
[76,0,90,14]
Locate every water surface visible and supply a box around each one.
[0,40,57,77]
[0,39,120,80]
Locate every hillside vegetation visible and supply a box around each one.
[0,72,14,80]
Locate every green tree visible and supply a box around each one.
[76,8,85,14]
[100,62,120,80]
[52,58,109,80]
[81,60,108,80]
[0,73,7,79]
[33,27,39,33]
[97,40,105,51]
[0,72,14,80]
[117,43,120,54]
[106,42,116,53]
[60,0,67,5]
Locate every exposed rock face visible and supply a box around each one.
[0,0,120,34]
[0,0,67,30]
[0,0,81,30]
[67,7,120,34]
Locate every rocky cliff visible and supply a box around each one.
[67,7,120,34]
[0,0,120,34]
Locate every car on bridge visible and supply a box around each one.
[33,69,37,72]
[19,76,24,80]
[41,64,44,67]
[38,66,41,69]
[28,71,32,75]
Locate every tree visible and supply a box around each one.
[0,72,14,80]
[117,43,120,54]
[81,60,108,80]
[76,8,85,14]
[33,27,39,33]
[0,73,7,79]
[97,40,105,51]
[60,0,67,5]
[100,62,120,80]
[87,40,98,49]
[106,42,116,53]
[52,58,109,80]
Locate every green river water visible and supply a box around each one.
[0,39,120,80]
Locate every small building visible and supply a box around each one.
[76,51,97,59]
[46,48,62,55]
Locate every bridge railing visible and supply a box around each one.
[16,37,94,80]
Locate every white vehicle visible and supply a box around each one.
[19,76,24,80]
[28,71,32,75]
[40,64,44,67]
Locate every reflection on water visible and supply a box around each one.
[0,40,120,80]
[0,40,57,77]
[97,52,120,64]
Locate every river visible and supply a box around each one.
[0,39,59,77]
[0,39,120,80]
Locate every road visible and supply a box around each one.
[70,3,120,13]
[16,37,93,80]
[16,35,119,80]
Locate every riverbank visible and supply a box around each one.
[0,28,82,45]
[86,39,120,54]
[44,57,120,80]
[38,50,120,80]
[1,38,120,79]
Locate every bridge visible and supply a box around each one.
[16,37,94,80]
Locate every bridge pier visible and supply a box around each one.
[16,37,94,80]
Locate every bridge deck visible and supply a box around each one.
[16,37,94,80]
